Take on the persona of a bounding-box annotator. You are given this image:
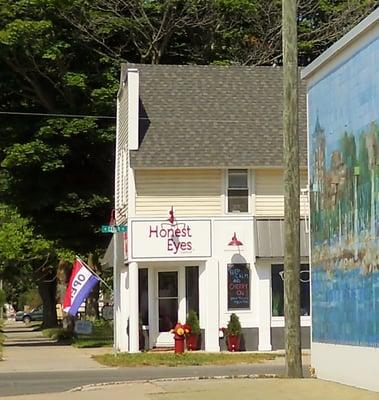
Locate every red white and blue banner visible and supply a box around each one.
[63,258,100,316]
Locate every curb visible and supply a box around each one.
[69,373,281,392]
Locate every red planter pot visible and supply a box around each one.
[227,335,240,352]
[186,334,199,351]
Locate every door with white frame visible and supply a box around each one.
[155,268,186,347]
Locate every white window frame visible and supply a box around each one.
[225,169,250,214]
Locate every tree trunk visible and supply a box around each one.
[85,254,100,319]
[282,0,303,378]
[37,266,58,328]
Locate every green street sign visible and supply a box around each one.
[101,225,128,233]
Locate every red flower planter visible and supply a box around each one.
[186,334,199,351]
[227,335,240,352]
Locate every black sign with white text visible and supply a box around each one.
[227,263,250,309]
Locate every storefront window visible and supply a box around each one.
[228,169,249,212]
[271,264,310,317]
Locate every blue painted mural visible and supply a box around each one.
[309,36,379,347]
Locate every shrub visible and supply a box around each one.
[186,310,200,335]
[226,313,242,336]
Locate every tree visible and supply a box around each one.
[0,203,64,327]
[85,253,101,319]
[56,0,377,66]
[0,0,115,254]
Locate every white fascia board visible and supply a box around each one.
[301,7,379,80]
[128,68,139,151]
[117,63,128,98]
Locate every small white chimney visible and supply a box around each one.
[128,68,139,150]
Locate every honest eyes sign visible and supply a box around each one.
[131,219,212,259]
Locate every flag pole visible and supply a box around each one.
[75,255,113,292]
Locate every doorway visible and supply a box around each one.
[153,266,199,347]
[155,270,181,346]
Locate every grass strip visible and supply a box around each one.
[73,321,113,348]
[43,321,113,348]
[94,352,278,368]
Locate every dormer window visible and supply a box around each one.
[227,169,249,213]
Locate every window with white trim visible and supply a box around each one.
[227,169,249,213]
[271,264,310,317]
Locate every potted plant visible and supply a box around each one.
[225,313,242,352]
[185,310,200,351]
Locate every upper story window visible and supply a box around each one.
[227,169,249,213]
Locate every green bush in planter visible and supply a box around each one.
[227,313,242,336]
[186,309,200,335]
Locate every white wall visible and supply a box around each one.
[135,169,222,216]
[212,219,256,329]
[312,342,379,392]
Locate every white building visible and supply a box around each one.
[113,64,310,352]
[302,8,379,391]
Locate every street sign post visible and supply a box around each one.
[101,225,128,233]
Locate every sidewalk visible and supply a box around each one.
[0,321,110,372]
[3,321,376,399]
[3,378,378,400]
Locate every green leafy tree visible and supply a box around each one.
[0,0,115,254]
[0,204,62,327]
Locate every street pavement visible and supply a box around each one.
[1,320,377,399]
[2,378,379,400]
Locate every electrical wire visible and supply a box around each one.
[0,111,115,119]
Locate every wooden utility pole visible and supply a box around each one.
[282,0,303,378]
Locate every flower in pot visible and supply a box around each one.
[225,313,242,352]
[185,310,200,351]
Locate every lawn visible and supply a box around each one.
[94,352,279,367]
[42,320,113,348]
[73,320,113,348]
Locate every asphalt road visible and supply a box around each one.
[0,321,310,397]
[0,363,311,397]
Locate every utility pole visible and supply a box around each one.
[282,0,303,378]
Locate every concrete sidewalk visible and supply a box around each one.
[3,378,378,400]
[0,321,110,372]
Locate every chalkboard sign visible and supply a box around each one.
[227,263,250,309]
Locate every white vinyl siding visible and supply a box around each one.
[255,169,308,217]
[115,88,128,224]
[135,169,222,216]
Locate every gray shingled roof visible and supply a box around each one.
[128,64,307,168]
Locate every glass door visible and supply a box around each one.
[156,271,178,345]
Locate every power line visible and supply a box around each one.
[0,111,115,119]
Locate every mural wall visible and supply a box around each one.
[309,37,379,347]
